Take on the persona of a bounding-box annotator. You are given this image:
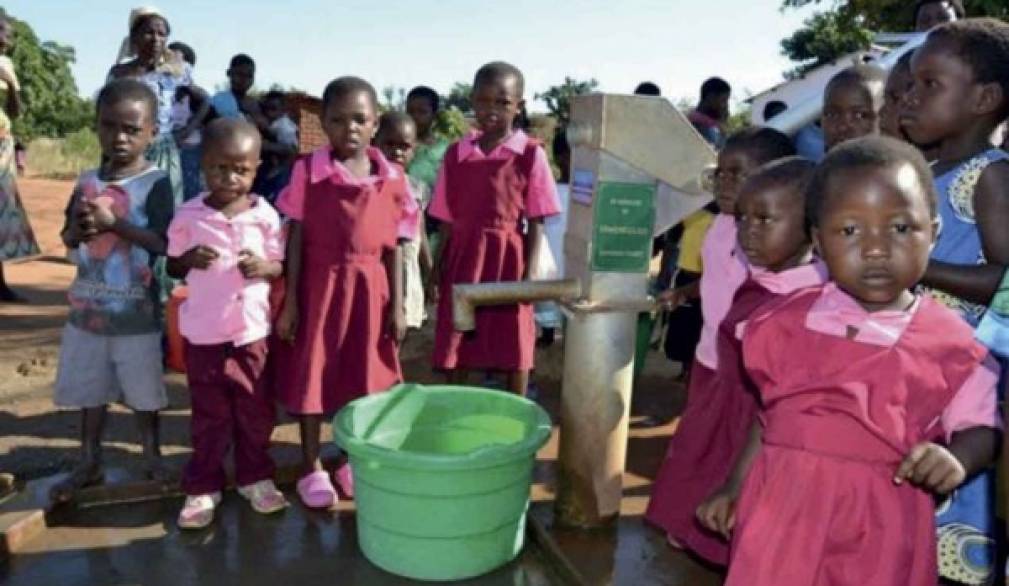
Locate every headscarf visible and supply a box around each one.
[114,6,184,77]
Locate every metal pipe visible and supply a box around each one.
[452,279,582,332]
[766,32,927,136]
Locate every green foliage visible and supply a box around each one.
[381,86,406,112]
[535,77,599,126]
[27,128,100,179]
[444,82,472,114]
[3,12,92,140]
[781,1,1009,77]
[432,107,469,141]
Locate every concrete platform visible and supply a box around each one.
[1,490,562,586]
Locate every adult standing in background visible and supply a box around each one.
[0,15,39,302]
[688,77,731,150]
[915,0,964,32]
[107,7,208,206]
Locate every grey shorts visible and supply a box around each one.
[54,324,168,411]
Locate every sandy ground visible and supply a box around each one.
[0,175,683,483]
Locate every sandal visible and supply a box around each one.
[296,470,337,509]
[334,463,354,499]
[178,493,221,530]
[238,479,288,515]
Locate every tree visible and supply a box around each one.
[444,82,472,114]
[381,85,406,112]
[4,12,92,140]
[535,77,599,126]
[432,107,469,141]
[780,0,1009,76]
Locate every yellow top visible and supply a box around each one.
[676,208,716,273]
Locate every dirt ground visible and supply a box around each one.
[0,175,683,483]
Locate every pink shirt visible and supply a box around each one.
[696,213,749,369]
[277,146,417,240]
[805,283,1001,438]
[167,195,284,346]
[733,260,829,339]
[428,130,560,222]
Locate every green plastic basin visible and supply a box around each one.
[332,384,553,582]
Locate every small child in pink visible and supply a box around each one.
[167,119,287,529]
[698,137,1001,586]
[273,77,410,509]
[645,127,797,543]
[646,158,826,565]
[430,61,560,395]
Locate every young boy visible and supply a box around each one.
[688,77,731,149]
[51,79,175,502]
[821,64,887,152]
[168,119,287,528]
[210,54,264,126]
[253,90,299,202]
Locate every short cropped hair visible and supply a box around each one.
[96,78,158,121]
[167,42,195,66]
[321,76,378,113]
[406,86,440,112]
[700,77,731,101]
[473,61,525,96]
[634,82,662,96]
[723,127,797,166]
[927,18,1009,121]
[229,53,255,70]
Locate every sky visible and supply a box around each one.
[7,0,820,112]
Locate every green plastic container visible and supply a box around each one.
[332,384,552,582]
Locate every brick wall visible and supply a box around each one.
[284,93,325,154]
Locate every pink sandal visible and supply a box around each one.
[297,470,337,509]
[334,463,354,499]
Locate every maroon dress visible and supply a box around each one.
[275,150,406,415]
[645,278,804,564]
[726,287,987,586]
[432,141,540,371]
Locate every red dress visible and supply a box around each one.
[275,149,406,415]
[432,141,540,371]
[726,287,987,586]
[645,278,807,564]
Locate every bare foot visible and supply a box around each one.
[50,461,104,504]
[144,458,176,485]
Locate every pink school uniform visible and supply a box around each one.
[274,146,410,415]
[645,261,828,563]
[167,194,285,495]
[430,130,560,371]
[725,283,998,586]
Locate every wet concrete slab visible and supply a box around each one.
[1,490,561,586]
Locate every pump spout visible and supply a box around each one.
[452,279,582,332]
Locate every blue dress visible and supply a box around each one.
[924,148,1008,585]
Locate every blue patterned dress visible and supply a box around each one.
[922,148,1008,585]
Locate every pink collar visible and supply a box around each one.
[309,146,398,185]
[805,282,920,347]
[457,129,530,160]
[750,259,828,294]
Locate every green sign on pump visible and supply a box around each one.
[591,181,656,273]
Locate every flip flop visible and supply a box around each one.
[334,463,354,499]
[296,470,337,509]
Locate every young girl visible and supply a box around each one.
[167,119,287,528]
[429,62,560,395]
[375,112,429,330]
[646,158,826,565]
[698,136,1000,586]
[275,77,409,509]
[821,64,887,152]
[880,52,913,141]
[645,127,796,542]
[405,86,450,195]
[901,19,1009,583]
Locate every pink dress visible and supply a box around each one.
[273,147,408,415]
[644,262,827,564]
[726,285,991,586]
[430,131,559,371]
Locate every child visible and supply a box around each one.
[698,136,1000,586]
[375,111,429,330]
[821,64,886,152]
[879,52,913,141]
[50,79,175,502]
[274,77,409,509]
[915,0,964,32]
[901,19,1009,583]
[168,42,204,202]
[211,54,263,126]
[429,62,560,395]
[688,77,731,149]
[534,127,572,346]
[647,158,826,565]
[405,86,451,194]
[167,119,287,529]
[254,90,299,202]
